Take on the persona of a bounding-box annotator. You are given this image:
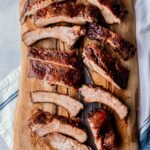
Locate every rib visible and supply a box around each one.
[79,85,128,119]
[88,110,115,150]
[29,109,87,143]
[28,47,81,69]
[43,133,91,150]
[23,26,85,47]
[20,0,64,24]
[28,59,83,88]
[31,91,83,117]
[86,23,136,60]
[82,43,129,89]
[87,0,127,24]
[34,2,99,27]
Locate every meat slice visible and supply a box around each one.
[29,109,87,143]
[23,26,85,47]
[86,23,136,60]
[34,2,99,27]
[79,85,128,119]
[28,59,83,88]
[31,91,83,117]
[20,0,64,24]
[28,47,81,69]
[87,0,127,24]
[88,110,115,150]
[43,133,91,150]
[82,43,129,89]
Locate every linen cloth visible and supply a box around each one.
[0,0,150,150]
[135,0,150,149]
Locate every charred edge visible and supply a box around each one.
[117,38,136,61]
[86,23,111,42]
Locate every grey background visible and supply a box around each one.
[0,0,20,149]
[0,0,21,80]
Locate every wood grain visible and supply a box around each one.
[14,0,139,149]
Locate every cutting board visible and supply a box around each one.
[14,0,139,149]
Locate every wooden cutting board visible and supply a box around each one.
[14,0,139,149]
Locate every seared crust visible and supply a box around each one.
[34,2,99,27]
[83,43,129,89]
[28,47,82,69]
[29,109,87,143]
[28,59,83,88]
[86,23,136,60]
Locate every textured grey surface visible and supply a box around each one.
[0,136,9,150]
[0,0,21,80]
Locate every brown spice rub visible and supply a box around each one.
[86,23,136,60]
[83,43,129,89]
[28,59,83,88]
[28,47,82,69]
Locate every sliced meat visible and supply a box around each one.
[29,109,87,143]
[31,91,83,117]
[34,2,99,27]
[86,23,136,60]
[82,43,129,89]
[79,85,128,119]
[28,59,83,88]
[28,47,81,69]
[43,133,91,150]
[23,26,85,47]
[87,0,127,24]
[88,110,115,150]
[20,0,64,24]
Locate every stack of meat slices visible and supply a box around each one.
[86,23,136,61]
[82,43,130,89]
[29,109,91,150]
[19,0,137,149]
[22,1,100,47]
[28,46,83,88]
[20,0,127,25]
